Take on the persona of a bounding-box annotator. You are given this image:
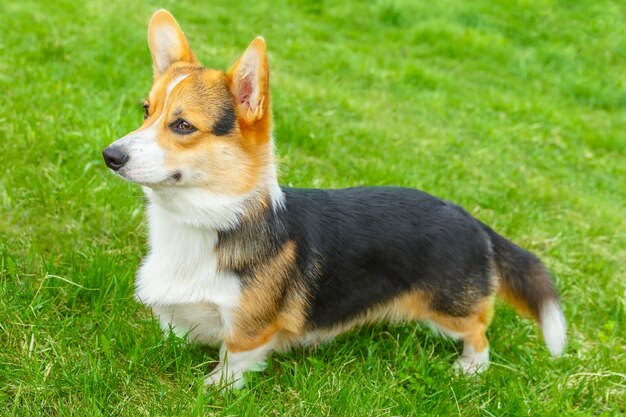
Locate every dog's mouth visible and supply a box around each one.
[111,167,183,187]
[169,171,182,182]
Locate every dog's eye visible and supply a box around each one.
[170,118,197,135]
[143,102,149,120]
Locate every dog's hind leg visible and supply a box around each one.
[428,297,495,374]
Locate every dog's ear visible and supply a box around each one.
[227,37,270,127]
[148,9,198,79]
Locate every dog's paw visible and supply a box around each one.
[204,366,245,390]
[452,356,489,375]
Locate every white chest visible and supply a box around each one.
[134,201,242,344]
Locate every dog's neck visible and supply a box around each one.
[142,157,283,232]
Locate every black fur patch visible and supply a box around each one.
[217,186,552,332]
[278,187,495,328]
[217,203,288,278]
[481,223,557,319]
[212,104,236,136]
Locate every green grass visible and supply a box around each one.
[1,0,625,415]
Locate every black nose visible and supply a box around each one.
[102,146,129,171]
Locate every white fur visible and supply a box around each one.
[112,122,168,184]
[135,200,242,343]
[134,159,284,358]
[143,166,283,231]
[426,320,466,340]
[540,299,566,357]
[144,186,252,230]
[454,345,489,374]
[265,142,286,211]
[166,73,188,95]
[205,335,278,389]
[153,24,183,74]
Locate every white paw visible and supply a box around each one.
[453,345,489,374]
[204,365,245,390]
[452,356,489,374]
[203,340,275,390]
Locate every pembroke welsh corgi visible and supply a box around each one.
[103,9,566,389]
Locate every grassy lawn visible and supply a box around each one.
[1,0,625,415]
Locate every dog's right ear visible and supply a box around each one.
[227,37,270,128]
[148,9,199,79]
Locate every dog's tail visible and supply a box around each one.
[482,223,566,357]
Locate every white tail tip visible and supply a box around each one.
[540,300,566,357]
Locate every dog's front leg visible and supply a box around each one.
[205,327,280,390]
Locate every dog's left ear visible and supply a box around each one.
[227,37,270,126]
[148,9,199,79]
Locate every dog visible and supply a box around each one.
[102,9,566,389]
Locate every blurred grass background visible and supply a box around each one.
[0,0,625,415]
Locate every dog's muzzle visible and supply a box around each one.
[102,146,129,171]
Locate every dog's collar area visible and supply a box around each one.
[144,181,283,231]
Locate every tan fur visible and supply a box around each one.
[299,291,431,345]
[235,240,298,328]
[223,240,309,352]
[429,297,495,353]
[495,261,555,321]
[497,284,534,318]
[226,323,280,353]
[298,290,494,355]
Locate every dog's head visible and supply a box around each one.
[103,10,272,196]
